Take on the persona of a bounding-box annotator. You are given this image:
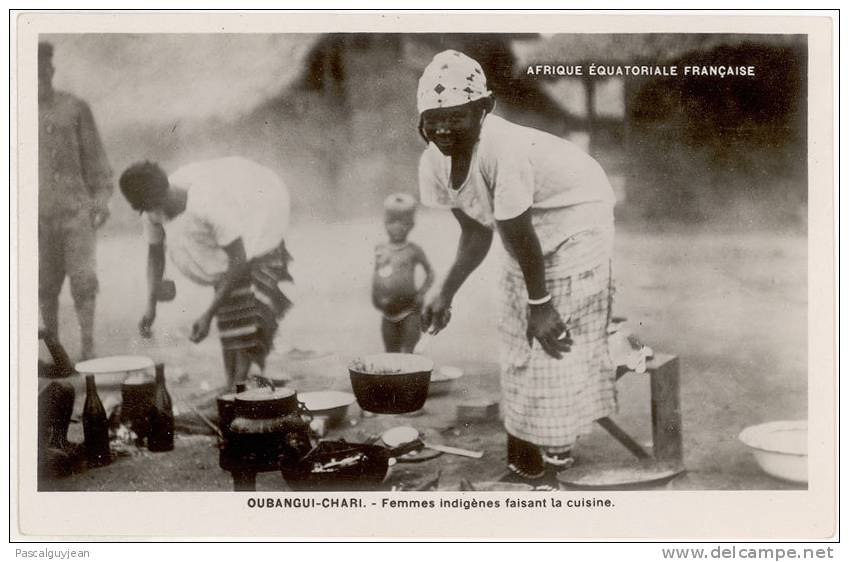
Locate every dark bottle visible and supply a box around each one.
[147,363,175,452]
[82,375,111,467]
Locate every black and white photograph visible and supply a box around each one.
[13,11,836,540]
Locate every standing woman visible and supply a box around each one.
[417,51,618,480]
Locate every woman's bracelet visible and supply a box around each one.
[527,294,552,306]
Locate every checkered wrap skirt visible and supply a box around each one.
[215,239,293,369]
[498,226,616,449]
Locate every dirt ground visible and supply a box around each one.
[38,211,807,492]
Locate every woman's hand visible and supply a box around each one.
[139,306,156,338]
[190,312,213,343]
[527,301,572,359]
[421,293,452,334]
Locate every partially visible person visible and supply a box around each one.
[371,193,434,353]
[38,41,113,360]
[416,51,617,481]
[38,312,77,480]
[119,157,293,390]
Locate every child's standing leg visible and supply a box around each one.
[397,313,422,353]
[232,351,251,388]
[381,317,402,352]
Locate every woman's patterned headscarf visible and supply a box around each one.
[417,50,491,114]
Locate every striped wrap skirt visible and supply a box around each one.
[215,239,293,369]
[498,226,616,449]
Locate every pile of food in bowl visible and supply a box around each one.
[348,353,433,414]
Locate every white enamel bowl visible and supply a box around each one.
[738,420,807,483]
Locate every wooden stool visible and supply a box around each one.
[597,353,683,463]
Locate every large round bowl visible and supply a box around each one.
[348,353,433,414]
[738,420,807,483]
[299,391,356,427]
[428,365,464,396]
[75,355,155,389]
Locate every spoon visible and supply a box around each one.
[381,425,484,459]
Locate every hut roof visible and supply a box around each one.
[512,33,806,69]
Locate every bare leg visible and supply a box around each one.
[223,347,252,391]
[233,351,251,389]
[74,296,96,360]
[39,295,60,340]
[222,348,237,390]
[398,313,422,354]
[382,317,405,352]
[66,212,98,360]
[39,219,64,340]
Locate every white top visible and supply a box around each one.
[419,114,615,255]
[143,157,290,285]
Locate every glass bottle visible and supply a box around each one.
[147,363,175,452]
[82,375,111,467]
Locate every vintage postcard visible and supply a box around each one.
[11,11,836,540]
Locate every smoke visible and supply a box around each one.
[43,34,318,125]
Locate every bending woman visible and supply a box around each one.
[417,50,617,480]
[119,157,293,391]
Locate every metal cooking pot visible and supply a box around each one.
[348,353,433,414]
[219,388,311,474]
[121,373,156,441]
[280,439,423,491]
[216,392,239,438]
[230,387,301,427]
[155,279,176,302]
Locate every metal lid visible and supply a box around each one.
[556,460,685,490]
[233,387,298,419]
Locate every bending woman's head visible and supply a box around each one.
[119,161,170,213]
[416,50,495,154]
